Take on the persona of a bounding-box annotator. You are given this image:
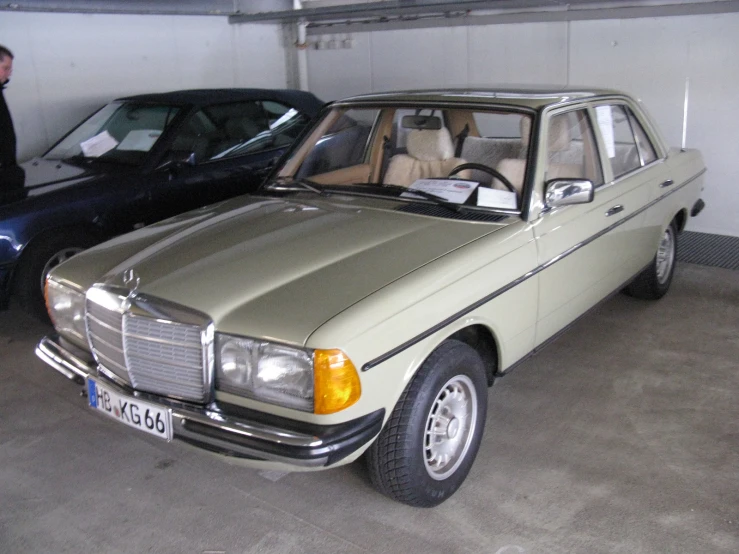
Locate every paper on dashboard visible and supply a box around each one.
[117,129,162,152]
[80,131,119,158]
[402,179,478,204]
[476,187,517,210]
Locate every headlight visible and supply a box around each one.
[216,334,361,414]
[44,278,87,344]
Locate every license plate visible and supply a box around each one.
[87,378,172,441]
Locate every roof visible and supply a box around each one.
[334,86,629,110]
[116,88,324,116]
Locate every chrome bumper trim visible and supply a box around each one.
[35,335,381,468]
[36,336,91,383]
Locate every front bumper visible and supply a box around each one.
[36,335,384,468]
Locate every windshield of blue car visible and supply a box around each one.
[275,104,533,212]
[44,102,181,165]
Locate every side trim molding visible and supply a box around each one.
[361,167,706,372]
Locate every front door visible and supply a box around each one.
[532,106,651,346]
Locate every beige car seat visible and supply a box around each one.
[492,115,583,195]
[384,127,468,187]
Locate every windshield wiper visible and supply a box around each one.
[379,184,449,203]
[265,177,326,195]
[348,183,467,213]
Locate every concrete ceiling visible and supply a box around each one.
[2,0,738,28]
[0,0,736,17]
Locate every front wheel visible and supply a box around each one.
[625,220,678,300]
[366,340,488,507]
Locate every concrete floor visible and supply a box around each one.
[1,263,737,553]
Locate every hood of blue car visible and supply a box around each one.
[20,157,107,190]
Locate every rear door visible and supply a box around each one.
[590,102,670,281]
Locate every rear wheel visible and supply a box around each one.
[14,230,97,320]
[366,340,488,507]
[625,220,677,300]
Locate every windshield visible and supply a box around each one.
[45,101,181,165]
[273,104,532,212]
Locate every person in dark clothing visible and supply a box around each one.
[0,44,25,192]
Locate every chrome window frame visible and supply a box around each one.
[587,97,667,187]
[539,103,606,191]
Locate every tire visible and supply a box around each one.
[366,339,488,507]
[625,220,678,300]
[14,230,97,321]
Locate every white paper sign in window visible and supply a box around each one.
[477,187,517,210]
[80,131,118,157]
[402,179,478,204]
[596,105,616,158]
[117,129,162,152]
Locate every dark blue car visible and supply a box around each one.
[0,88,323,317]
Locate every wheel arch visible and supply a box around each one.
[673,208,688,233]
[446,324,499,386]
[12,223,106,289]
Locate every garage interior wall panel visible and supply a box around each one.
[467,22,568,86]
[305,32,372,102]
[0,12,287,162]
[306,13,738,236]
[369,27,469,92]
[674,15,739,238]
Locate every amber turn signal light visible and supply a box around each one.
[313,349,361,415]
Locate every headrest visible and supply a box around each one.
[548,116,572,152]
[406,127,455,161]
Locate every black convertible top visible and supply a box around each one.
[117,88,324,117]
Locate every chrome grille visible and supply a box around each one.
[124,315,206,401]
[85,287,211,403]
[86,298,128,382]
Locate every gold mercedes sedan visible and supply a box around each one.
[37,88,706,507]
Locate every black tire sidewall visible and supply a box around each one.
[397,340,488,506]
[625,219,678,300]
[654,221,678,296]
[14,230,97,319]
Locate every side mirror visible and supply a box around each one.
[545,179,594,208]
[157,152,197,172]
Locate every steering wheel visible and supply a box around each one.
[448,162,518,196]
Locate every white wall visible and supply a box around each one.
[306,14,739,236]
[1,12,287,161]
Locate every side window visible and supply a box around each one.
[168,101,270,162]
[594,104,641,179]
[262,101,313,148]
[296,108,377,178]
[628,109,657,165]
[546,109,603,186]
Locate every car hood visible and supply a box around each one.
[16,157,110,194]
[77,195,507,346]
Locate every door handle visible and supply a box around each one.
[660,179,674,188]
[606,205,624,217]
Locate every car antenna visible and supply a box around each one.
[681,77,689,152]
